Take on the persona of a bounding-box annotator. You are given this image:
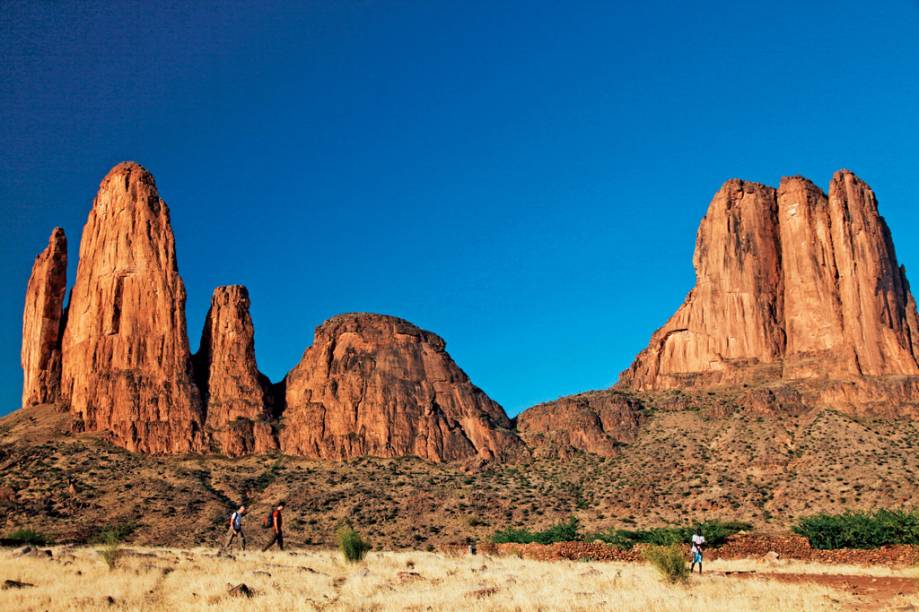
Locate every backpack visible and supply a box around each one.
[262,511,273,529]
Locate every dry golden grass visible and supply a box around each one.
[0,546,896,611]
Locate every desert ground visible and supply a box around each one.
[0,545,916,611]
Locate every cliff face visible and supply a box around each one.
[193,285,277,456]
[281,313,521,462]
[59,162,204,453]
[21,228,68,407]
[620,170,919,393]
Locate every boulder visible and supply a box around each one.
[517,390,643,457]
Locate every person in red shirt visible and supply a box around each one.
[262,502,285,552]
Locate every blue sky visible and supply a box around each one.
[2,1,918,417]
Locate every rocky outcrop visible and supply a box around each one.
[194,285,277,456]
[516,390,644,457]
[620,170,919,395]
[60,162,204,453]
[620,180,785,390]
[280,313,521,462]
[21,228,68,407]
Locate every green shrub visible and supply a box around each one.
[793,509,919,549]
[91,523,137,545]
[336,525,371,563]
[5,528,50,546]
[491,517,580,545]
[642,544,689,583]
[96,528,124,570]
[589,520,749,550]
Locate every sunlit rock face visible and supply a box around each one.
[60,162,205,453]
[194,285,277,456]
[280,313,522,462]
[619,170,919,401]
[21,227,68,407]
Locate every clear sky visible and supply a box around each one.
[2,1,918,417]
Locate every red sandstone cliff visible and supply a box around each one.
[619,170,919,394]
[59,162,204,453]
[280,313,521,462]
[21,228,68,407]
[194,285,277,456]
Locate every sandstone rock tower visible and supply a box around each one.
[619,170,919,392]
[21,227,68,407]
[194,285,277,456]
[281,313,520,462]
[60,162,204,453]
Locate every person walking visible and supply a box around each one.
[262,502,285,552]
[223,505,247,551]
[690,529,705,574]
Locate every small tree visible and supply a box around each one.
[642,544,689,583]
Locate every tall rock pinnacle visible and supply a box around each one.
[194,285,277,456]
[281,313,521,462]
[60,162,204,453]
[620,180,785,389]
[21,227,68,407]
[620,170,919,392]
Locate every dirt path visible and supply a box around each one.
[721,571,917,610]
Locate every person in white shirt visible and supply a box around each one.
[690,530,705,574]
[223,505,247,551]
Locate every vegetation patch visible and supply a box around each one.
[3,528,50,546]
[491,517,581,544]
[642,544,689,583]
[337,524,372,563]
[793,509,919,549]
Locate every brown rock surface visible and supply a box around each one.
[21,228,68,407]
[281,313,521,462]
[620,170,919,397]
[193,285,277,455]
[620,180,785,390]
[516,390,643,457]
[60,162,204,453]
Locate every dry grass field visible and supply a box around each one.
[1,546,916,611]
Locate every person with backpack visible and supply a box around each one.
[261,502,285,552]
[222,505,247,551]
[690,528,705,574]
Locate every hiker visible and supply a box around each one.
[262,502,285,551]
[223,505,247,551]
[690,529,705,574]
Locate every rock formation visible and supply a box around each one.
[59,162,204,453]
[21,227,68,407]
[620,170,919,394]
[194,285,277,456]
[280,313,521,462]
[516,390,643,457]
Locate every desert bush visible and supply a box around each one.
[336,525,371,563]
[90,523,137,545]
[96,527,127,570]
[793,509,919,549]
[491,516,580,545]
[642,544,689,583]
[4,528,50,546]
